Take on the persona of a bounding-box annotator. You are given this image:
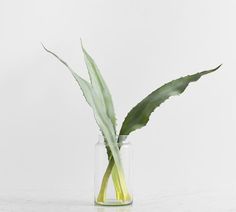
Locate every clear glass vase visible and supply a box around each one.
[94,135,133,206]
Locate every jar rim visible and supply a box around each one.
[98,134,130,145]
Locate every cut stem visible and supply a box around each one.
[97,153,131,203]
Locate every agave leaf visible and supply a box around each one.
[42,44,94,106]
[98,65,221,200]
[80,43,119,187]
[81,41,117,130]
[42,44,116,148]
[42,44,129,199]
[119,65,221,140]
[81,43,131,199]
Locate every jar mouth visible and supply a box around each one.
[98,134,129,145]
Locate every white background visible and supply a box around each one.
[1,0,236,211]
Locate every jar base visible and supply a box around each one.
[95,199,133,206]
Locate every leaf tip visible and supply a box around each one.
[80,38,86,52]
[202,64,222,76]
[41,42,48,52]
[210,64,222,74]
[41,43,54,56]
[215,64,222,70]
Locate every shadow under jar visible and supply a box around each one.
[94,135,133,206]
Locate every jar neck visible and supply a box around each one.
[98,134,129,145]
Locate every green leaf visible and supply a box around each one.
[119,65,221,139]
[81,41,117,131]
[42,44,130,201]
[98,65,221,202]
[80,43,131,200]
[41,44,94,106]
[42,44,116,150]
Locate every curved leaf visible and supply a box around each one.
[41,44,94,106]
[42,44,130,200]
[119,65,221,139]
[81,42,117,131]
[42,44,117,152]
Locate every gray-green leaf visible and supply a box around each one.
[81,42,117,131]
[119,65,221,140]
[42,44,128,190]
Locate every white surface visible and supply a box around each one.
[1,0,236,211]
[0,186,236,212]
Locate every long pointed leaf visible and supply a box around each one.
[81,42,117,130]
[42,44,94,106]
[42,44,114,141]
[42,45,129,198]
[119,65,221,139]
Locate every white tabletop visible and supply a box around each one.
[0,186,236,212]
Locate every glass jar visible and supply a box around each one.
[94,135,133,206]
